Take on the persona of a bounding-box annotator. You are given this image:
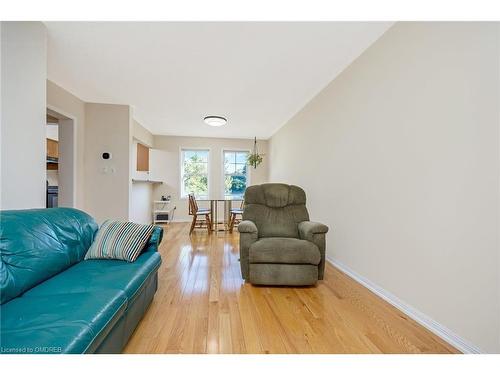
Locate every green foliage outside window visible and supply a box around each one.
[224,151,248,197]
[183,153,208,197]
[224,175,247,196]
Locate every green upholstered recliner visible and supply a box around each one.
[238,183,329,286]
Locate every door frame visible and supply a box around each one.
[46,105,77,208]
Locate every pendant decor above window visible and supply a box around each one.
[247,137,264,169]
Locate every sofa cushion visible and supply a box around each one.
[85,220,155,262]
[0,208,98,304]
[0,290,127,354]
[249,237,321,265]
[24,250,161,302]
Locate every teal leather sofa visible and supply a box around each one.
[0,208,162,354]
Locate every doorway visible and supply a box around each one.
[45,108,76,208]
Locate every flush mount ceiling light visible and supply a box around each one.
[204,115,227,127]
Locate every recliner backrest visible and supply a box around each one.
[0,208,98,304]
[243,183,309,238]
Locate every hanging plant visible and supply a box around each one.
[248,153,263,169]
[248,137,264,169]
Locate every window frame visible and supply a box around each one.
[221,149,251,199]
[179,147,211,199]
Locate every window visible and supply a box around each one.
[181,149,209,198]
[223,150,249,198]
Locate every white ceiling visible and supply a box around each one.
[45,22,393,139]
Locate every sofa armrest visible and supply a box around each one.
[298,221,329,280]
[238,220,258,280]
[143,226,164,253]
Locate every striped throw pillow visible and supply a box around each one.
[85,220,156,262]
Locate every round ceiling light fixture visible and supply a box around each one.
[204,115,227,127]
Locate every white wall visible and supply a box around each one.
[132,119,153,147]
[84,103,132,223]
[153,135,269,221]
[130,182,153,224]
[269,22,500,353]
[1,22,47,209]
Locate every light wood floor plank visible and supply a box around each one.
[123,223,459,354]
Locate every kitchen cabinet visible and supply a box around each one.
[132,142,168,184]
[136,143,149,172]
[149,149,168,183]
[47,138,59,159]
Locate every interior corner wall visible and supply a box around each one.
[130,178,153,224]
[56,118,75,208]
[84,103,132,224]
[269,22,500,353]
[129,120,154,224]
[1,22,47,209]
[46,80,86,209]
[132,119,154,147]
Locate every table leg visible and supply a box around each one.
[227,200,232,231]
[210,200,214,231]
[214,200,218,233]
[223,201,228,231]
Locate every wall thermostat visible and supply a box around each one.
[102,152,112,160]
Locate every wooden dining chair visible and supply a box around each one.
[228,200,244,233]
[188,194,212,235]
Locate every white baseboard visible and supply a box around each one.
[326,257,482,354]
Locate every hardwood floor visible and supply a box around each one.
[123,223,459,354]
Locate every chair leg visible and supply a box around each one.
[189,214,197,235]
[229,213,235,233]
[206,214,212,234]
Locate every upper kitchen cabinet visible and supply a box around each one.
[132,140,168,184]
[148,149,168,183]
[47,138,59,160]
[46,139,59,170]
[136,143,149,172]
[46,115,59,170]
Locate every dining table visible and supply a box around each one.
[197,196,244,233]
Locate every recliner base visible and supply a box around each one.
[248,263,318,286]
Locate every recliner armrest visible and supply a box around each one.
[298,221,329,280]
[298,221,328,241]
[238,220,258,234]
[238,220,258,280]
